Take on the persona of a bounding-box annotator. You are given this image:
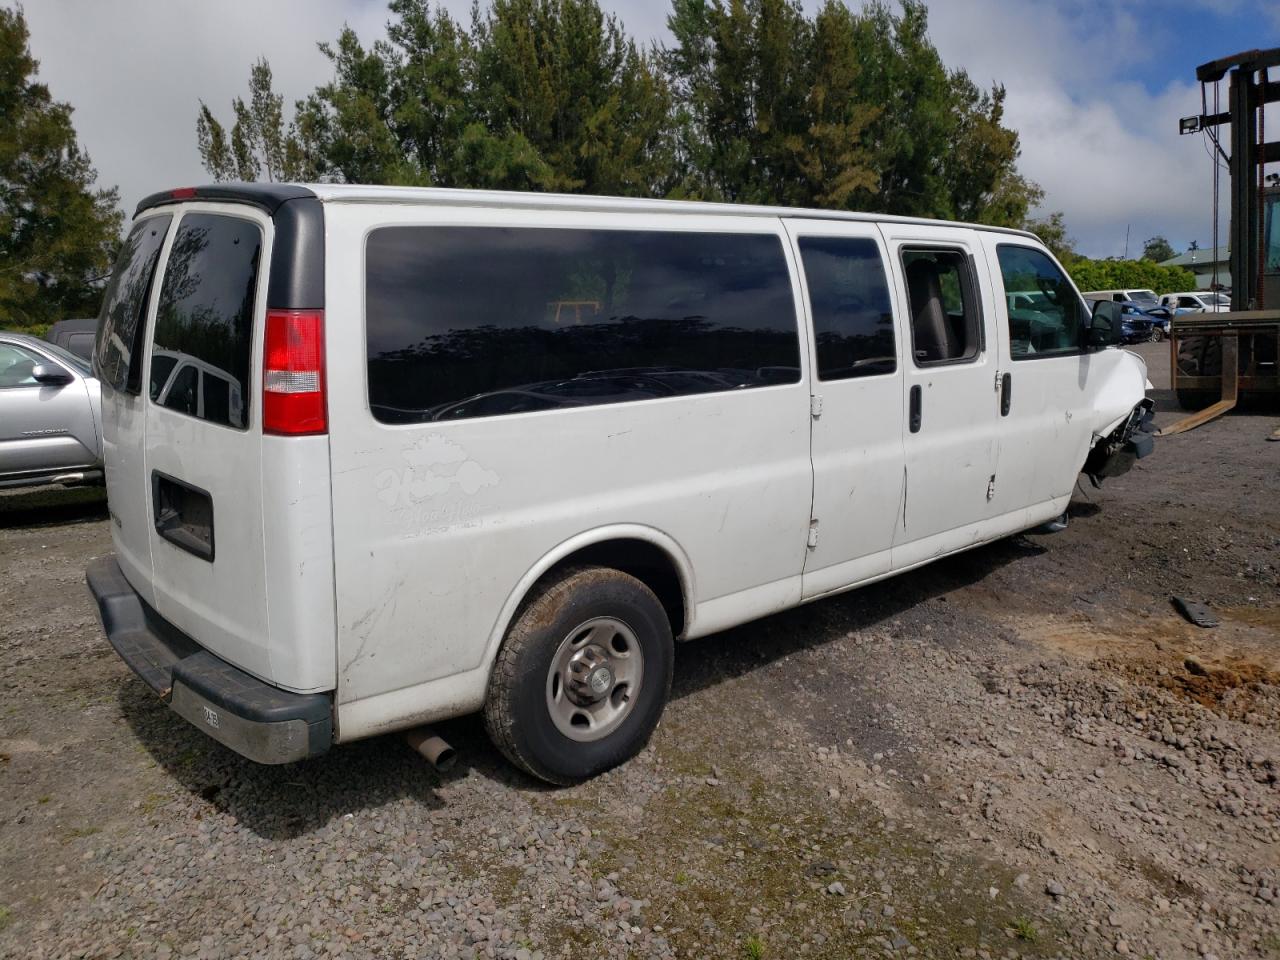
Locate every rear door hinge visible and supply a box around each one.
[807,519,820,548]
[810,394,823,418]
[994,371,1003,392]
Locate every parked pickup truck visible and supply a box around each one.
[0,330,102,489]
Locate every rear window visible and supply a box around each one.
[365,226,800,423]
[65,332,96,361]
[149,213,262,429]
[93,215,171,392]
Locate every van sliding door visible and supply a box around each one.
[784,220,906,599]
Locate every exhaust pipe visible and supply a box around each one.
[405,726,456,772]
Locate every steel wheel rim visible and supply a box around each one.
[545,616,644,742]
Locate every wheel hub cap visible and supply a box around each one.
[546,618,644,743]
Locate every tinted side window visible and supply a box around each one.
[150,214,261,429]
[93,215,172,393]
[798,237,896,380]
[901,248,981,365]
[66,332,96,360]
[996,245,1084,360]
[366,227,800,423]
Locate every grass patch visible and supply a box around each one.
[743,933,766,958]
[0,905,11,932]
[36,795,50,804]
[62,825,101,843]
[1010,917,1039,942]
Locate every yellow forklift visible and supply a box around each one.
[1167,47,1279,439]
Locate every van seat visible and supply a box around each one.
[905,258,954,362]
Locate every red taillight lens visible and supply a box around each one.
[263,309,327,435]
[170,187,197,200]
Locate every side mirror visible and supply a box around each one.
[1084,300,1123,350]
[31,363,73,386]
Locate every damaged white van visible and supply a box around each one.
[87,184,1153,784]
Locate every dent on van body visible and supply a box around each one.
[1088,348,1149,440]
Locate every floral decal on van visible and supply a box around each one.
[375,435,499,507]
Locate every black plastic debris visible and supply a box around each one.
[1172,597,1219,629]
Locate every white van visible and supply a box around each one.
[87,184,1153,783]
[1079,288,1160,307]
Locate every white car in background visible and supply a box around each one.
[1160,291,1231,313]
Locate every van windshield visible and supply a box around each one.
[1126,290,1158,305]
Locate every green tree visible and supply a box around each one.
[1141,235,1175,263]
[199,57,317,182]
[468,0,676,194]
[191,0,1042,226]
[1025,211,1075,261]
[1067,258,1194,296]
[665,0,875,206]
[848,1,1035,224]
[0,8,122,329]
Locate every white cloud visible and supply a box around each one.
[15,0,1239,257]
[924,0,1230,256]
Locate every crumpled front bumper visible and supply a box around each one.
[1084,398,1156,483]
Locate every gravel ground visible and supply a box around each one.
[1,342,1277,960]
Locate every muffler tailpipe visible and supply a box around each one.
[405,726,456,772]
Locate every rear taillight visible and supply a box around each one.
[263,309,327,435]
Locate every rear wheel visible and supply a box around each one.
[483,566,673,785]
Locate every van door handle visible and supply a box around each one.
[1001,372,1012,416]
[909,385,922,433]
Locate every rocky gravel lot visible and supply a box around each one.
[1,342,1277,960]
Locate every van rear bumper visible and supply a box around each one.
[86,556,332,764]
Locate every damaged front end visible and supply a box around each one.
[1083,398,1156,485]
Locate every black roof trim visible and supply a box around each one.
[134,183,317,218]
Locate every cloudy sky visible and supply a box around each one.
[16,0,1280,258]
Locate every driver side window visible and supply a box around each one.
[996,245,1083,360]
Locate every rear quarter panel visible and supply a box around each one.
[323,203,814,736]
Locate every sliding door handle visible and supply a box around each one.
[909,384,922,433]
[1000,372,1012,416]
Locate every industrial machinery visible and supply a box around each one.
[1169,47,1279,438]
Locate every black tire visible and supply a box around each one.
[1176,388,1215,411]
[483,566,674,785]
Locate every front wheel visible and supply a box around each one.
[483,566,674,785]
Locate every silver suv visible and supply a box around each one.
[0,331,103,488]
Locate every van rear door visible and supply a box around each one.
[140,206,275,682]
[94,214,174,601]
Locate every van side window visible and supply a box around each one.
[901,248,981,365]
[93,215,172,394]
[798,237,896,380]
[149,214,261,429]
[995,245,1084,360]
[365,227,800,424]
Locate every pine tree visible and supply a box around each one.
[0,8,122,329]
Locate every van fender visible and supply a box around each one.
[480,523,698,674]
[1089,348,1150,441]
